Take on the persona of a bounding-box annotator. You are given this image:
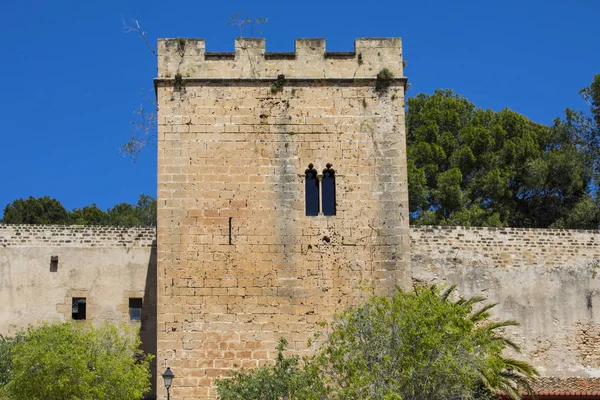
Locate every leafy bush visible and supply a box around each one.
[216,338,326,400]
[4,321,153,400]
[217,285,537,400]
[0,332,26,391]
[317,285,536,399]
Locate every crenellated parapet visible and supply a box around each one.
[157,38,404,80]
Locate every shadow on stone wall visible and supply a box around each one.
[141,242,157,400]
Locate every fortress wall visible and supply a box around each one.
[156,38,410,399]
[2,221,600,396]
[0,224,157,358]
[411,226,600,377]
[0,224,156,248]
[0,224,158,397]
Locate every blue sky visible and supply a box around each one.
[1,0,598,215]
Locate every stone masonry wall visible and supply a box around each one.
[411,226,600,377]
[0,224,158,398]
[2,220,600,397]
[0,224,156,248]
[156,38,410,399]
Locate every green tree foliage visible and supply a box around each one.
[106,194,156,227]
[217,286,537,400]
[69,204,109,225]
[407,81,599,228]
[317,286,537,400]
[134,194,157,227]
[4,322,153,400]
[1,196,69,225]
[549,74,600,228]
[106,194,157,227]
[216,338,326,400]
[0,333,26,389]
[1,195,157,227]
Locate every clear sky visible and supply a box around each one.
[1,0,598,215]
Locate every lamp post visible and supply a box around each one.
[162,367,174,400]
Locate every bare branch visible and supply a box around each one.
[229,13,267,38]
[120,92,157,163]
[122,16,157,56]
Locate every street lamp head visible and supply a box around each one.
[162,367,174,390]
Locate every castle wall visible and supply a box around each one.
[411,226,600,377]
[156,38,410,399]
[0,224,158,397]
[2,222,599,395]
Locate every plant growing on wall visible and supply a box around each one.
[375,67,394,92]
[270,74,286,94]
[229,12,268,38]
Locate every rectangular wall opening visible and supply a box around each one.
[305,164,320,216]
[129,298,143,321]
[322,175,336,216]
[72,298,86,320]
[50,256,58,272]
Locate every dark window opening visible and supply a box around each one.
[50,256,58,272]
[129,298,143,321]
[322,163,336,216]
[72,298,86,320]
[305,163,320,216]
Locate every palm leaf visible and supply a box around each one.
[441,285,457,301]
[470,303,498,323]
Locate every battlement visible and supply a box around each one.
[157,37,404,80]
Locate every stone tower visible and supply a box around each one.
[156,37,409,399]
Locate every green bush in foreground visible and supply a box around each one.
[4,321,153,400]
[0,332,26,389]
[216,338,326,400]
[217,285,537,400]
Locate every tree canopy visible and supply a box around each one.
[3,322,153,400]
[1,196,69,225]
[407,75,599,228]
[1,194,157,227]
[217,286,537,400]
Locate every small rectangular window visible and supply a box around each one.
[72,298,86,320]
[50,256,58,272]
[129,298,143,321]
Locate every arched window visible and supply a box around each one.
[305,163,319,216]
[322,163,336,216]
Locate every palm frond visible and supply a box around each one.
[484,320,520,331]
[441,285,457,301]
[456,295,487,308]
[470,303,498,323]
[493,336,521,353]
[497,379,521,400]
[499,371,536,400]
[502,357,538,377]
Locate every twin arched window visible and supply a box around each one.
[305,163,336,216]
